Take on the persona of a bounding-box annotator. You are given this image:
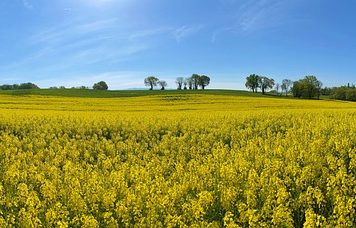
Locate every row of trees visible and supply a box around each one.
[49,81,109,90]
[320,84,356,101]
[144,74,211,90]
[0,82,39,90]
[245,75,323,99]
[144,77,168,90]
[245,74,276,94]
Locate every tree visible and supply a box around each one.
[291,76,322,99]
[144,76,159,90]
[191,74,200,90]
[158,80,167,90]
[281,79,293,96]
[183,80,188,90]
[176,77,184,90]
[258,76,275,94]
[198,75,210,89]
[275,83,280,95]
[186,77,193,90]
[0,83,39,90]
[93,81,108,90]
[245,74,260,93]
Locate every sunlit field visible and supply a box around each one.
[0,92,355,227]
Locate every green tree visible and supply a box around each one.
[144,76,159,90]
[281,79,293,96]
[176,77,184,90]
[275,83,280,95]
[93,81,108,90]
[292,76,322,99]
[258,76,275,94]
[191,74,201,90]
[198,75,210,90]
[158,80,167,90]
[186,77,193,90]
[245,74,260,93]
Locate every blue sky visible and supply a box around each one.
[0,0,355,89]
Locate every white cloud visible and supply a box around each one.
[22,0,33,9]
[172,25,203,43]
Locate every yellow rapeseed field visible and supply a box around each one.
[0,93,355,227]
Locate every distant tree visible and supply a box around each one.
[198,75,210,89]
[144,76,159,90]
[18,82,39,89]
[292,76,322,99]
[183,80,188,90]
[281,79,293,96]
[158,80,168,90]
[176,77,184,90]
[191,74,200,90]
[0,84,14,90]
[245,74,260,93]
[93,81,108,90]
[59,86,66,89]
[275,83,280,95]
[186,77,193,90]
[258,76,275,94]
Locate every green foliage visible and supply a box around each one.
[158,80,168,90]
[331,87,356,101]
[0,89,266,98]
[292,76,323,99]
[93,81,108,90]
[199,75,210,90]
[191,74,201,90]
[176,77,184,90]
[258,76,275,94]
[245,74,260,93]
[0,82,39,90]
[281,79,293,96]
[246,75,274,94]
[144,76,159,90]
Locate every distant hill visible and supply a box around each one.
[0,88,266,98]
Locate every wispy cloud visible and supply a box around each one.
[172,25,203,43]
[22,0,33,9]
[237,0,290,31]
[211,0,293,42]
[36,71,148,89]
[0,18,160,73]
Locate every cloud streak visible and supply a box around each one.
[172,25,204,43]
[22,0,33,9]
[237,0,288,31]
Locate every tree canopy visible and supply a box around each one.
[245,74,260,93]
[93,81,108,90]
[199,75,210,90]
[158,80,168,90]
[258,76,275,94]
[144,76,159,90]
[292,76,322,99]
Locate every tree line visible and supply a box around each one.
[144,74,211,90]
[246,74,355,101]
[1,76,354,101]
[321,84,356,101]
[0,82,39,90]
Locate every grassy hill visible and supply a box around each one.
[0,89,266,98]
